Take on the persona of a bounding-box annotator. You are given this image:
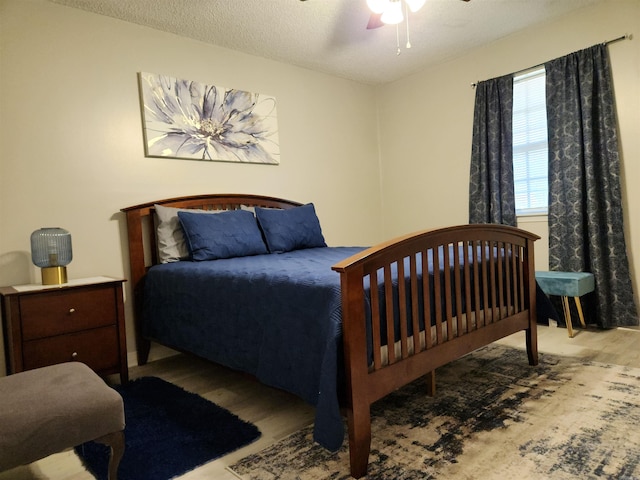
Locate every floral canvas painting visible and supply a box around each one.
[138,72,280,164]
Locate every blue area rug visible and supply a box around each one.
[75,376,261,480]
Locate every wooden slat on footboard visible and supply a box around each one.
[332,224,539,479]
[360,239,529,374]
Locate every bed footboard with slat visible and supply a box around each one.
[332,224,539,479]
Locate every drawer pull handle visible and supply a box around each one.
[72,352,78,359]
[69,308,76,314]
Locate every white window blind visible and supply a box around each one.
[513,68,548,215]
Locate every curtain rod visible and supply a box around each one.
[470,33,633,88]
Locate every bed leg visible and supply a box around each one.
[347,407,371,479]
[136,337,151,366]
[526,325,538,366]
[426,370,436,397]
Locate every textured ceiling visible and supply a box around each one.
[48,0,606,85]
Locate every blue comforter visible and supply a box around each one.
[142,247,365,451]
[143,245,554,452]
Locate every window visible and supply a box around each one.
[513,68,548,215]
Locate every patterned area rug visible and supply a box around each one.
[229,344,640,479]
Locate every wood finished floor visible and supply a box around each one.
[2,324,640,480]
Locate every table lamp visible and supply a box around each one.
[30,228,73,285]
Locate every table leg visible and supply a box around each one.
[561,296,574,338]
[574,296,587,328]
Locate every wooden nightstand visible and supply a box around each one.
[0,276,128,383]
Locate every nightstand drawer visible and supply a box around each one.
[20,286,116,340]
[22,326,119,373]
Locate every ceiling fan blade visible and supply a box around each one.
[366,13,384,29]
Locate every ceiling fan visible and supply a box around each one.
[366,0,471,30]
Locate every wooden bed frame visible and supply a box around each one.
[122,194,539,479]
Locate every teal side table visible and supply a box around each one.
[535,271,595,338]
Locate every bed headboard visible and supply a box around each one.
[121,193,302,289]
[121,194,302,362]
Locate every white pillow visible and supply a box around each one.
[154,204,256,263]
[155,204,209,263]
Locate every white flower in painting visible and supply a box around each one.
[141,73,279,164]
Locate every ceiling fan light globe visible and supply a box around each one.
[404,0,426,13]
[380,0,403,24]
[367,0,389,14]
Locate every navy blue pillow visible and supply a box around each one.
[177,209,267,261]
[255,203,327,253]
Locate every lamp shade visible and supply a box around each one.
[380,0,403,24]
[30,228,72,284]
[367,0,389,14]
[404,0,426,13]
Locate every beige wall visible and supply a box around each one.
[0,0,382,372]
[377,0,640,299]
